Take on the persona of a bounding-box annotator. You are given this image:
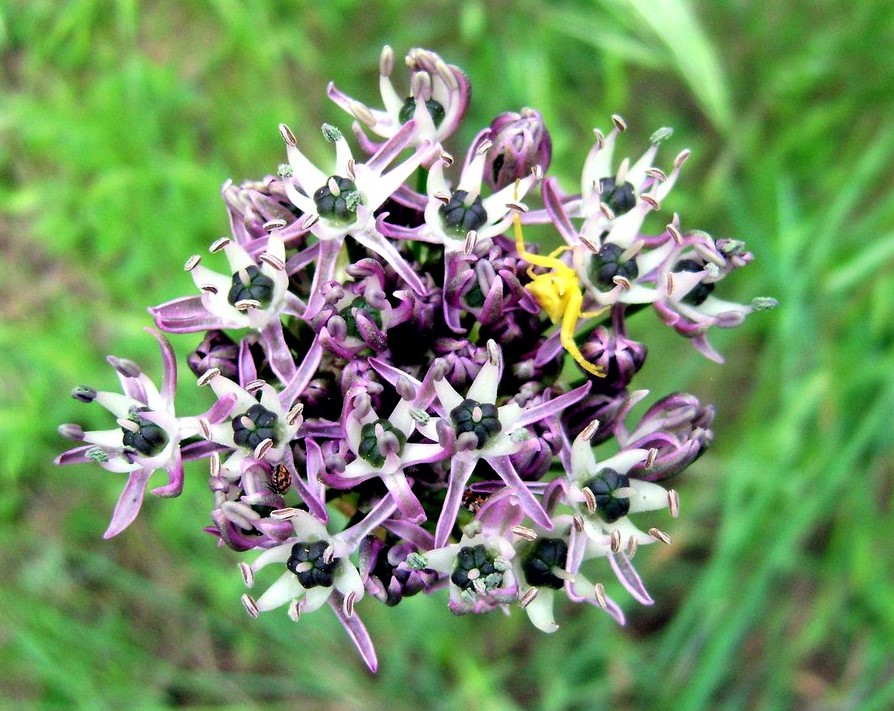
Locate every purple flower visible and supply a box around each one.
[482,108,552,190]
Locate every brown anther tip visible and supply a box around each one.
[511,525,538,541]
[235,299,261,311]
[238,561,254,587]
[506,200,529,213]
[197,368,220,387]
[531,164,544,180]
[279,123,297,147]
[301,213,320,230]
[286,403,304,426]
[581,419,600,441]
[645,447,658,469]
[581,486,597,515]
[572,514,585,533]
[463,230,478,255]
[199,284,218,294]
[649,527,672,545]
[674,149,692,168]
[198,418,211,440]
[579,234,601,254]
[486,340,500,366]
[641,194,660,210]
[599,203,616,220]
[209,237,231,253]
[475,139,493,155]
[626,535,638,557]
[344,591,356,618]
[646,167,667,181]
[184,255,201,271]
[259,252,285,271]
[439,151,454,167]
[270,507,300,520]
[519,587,539,609]
[611,114,627,131]
[433,191,451,205]
[610,528,621,552]
[667,223,683,243]
[667,489,680,518]
[209,452,220,477]
[263,219,287,232]
[593,128,605,147]
[594,582,608,607]
[253,438,274,459]
[379,45,394,76]
[288,599,301,622]
[666,273,675,297]
[612,275,631,290]
[241,594,259,618]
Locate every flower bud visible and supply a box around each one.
[187,330,240,381]
[580,325,647,394]
[483,108,552,191]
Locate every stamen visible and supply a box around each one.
[245,379,265,393]
[200,284,218,294]
[674,149,691,169]
[301,213,320,229]
[594,582,608,608]
[253,438,273,459]
[581,486,597,515]
[666,273,675,297]
[351,101,377,128]
[270,507,301,520]
[641,194,660,210]
[626,535,638,557]
[610,529,621,552]
[615,158,630,184]
[649,527,672,545]
[117,418,139,433]
[279,123,297,147]
[433,191,451,205]
[241,594,259,618]
[667,221,683,244]
[646,167,667,181]
[593,128,605,148]
[258,252,285,271]
[519,587,539,609]
[645,447,658,469]
[209,451,220,478]
[344,591,356,618]
[463,230,478,255]
[287,599,301,622]
[210,237,231,253]
[612,275,631,290]
[327,177,341,197]
[581,419,600,441]
[198,418,211,440]
[235,298,261,311]
[184,255,201,271]
[486,339,500,366]
[263,219,287,232]
[619,242,643,263]
[572,514,585,532]
[286,403,304,426]
[599,203,616,220]
[379,45,394,76]
[611,114,627,132]
[238,561,254,587]
[197,368,220,386]
[439,151,454,167]
[667,489,680,518]
[475,139,493,156]
[511,525,538,541]
[650,126,674,144]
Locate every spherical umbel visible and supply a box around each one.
[287,541,340,589]
[439,190,488,236]
[232,403,279,450]
[450,399,502,449]
[521,537,568,590]
[589,243,639,289]
[582,468,631,523]
[227,265,275,309]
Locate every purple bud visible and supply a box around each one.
[187,330,240,381]
[483,108,552,190]
[359,537,438,606]
[580,325,647,394]
[562,391,628,444]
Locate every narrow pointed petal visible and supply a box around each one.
[104,468,153,538]
[434,457,476,547]
[329,593,378,673]
[607,551,654,605]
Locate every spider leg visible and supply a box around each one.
[579,306,610,319]
[560,289,606,378]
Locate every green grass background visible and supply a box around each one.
[2,0,893,708]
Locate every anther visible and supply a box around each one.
[238,561,254,587]
[626,535,638,557]
[581,486,597,515]
[594,582,608,608]
[279,123,297,147]
[184,255,201,271]
[611,114,627,132]
[253,438,274,459]
[117,418,139,433]
[646,167,667,181]
[288,599,301,622]
[209,451,220,478]
[641,194,660,210]
[610,529,621,552]
[350,101,377,128]
[286,403,304,426]
[270,507,301,520]
[486,340,500,366]
[593,128,605,147]
[258,252,285,271]
[667,221,683,243]
[235,298,261,311]
[511,525,538,541]
[198,418,211,439]
[519,587,539,609]
[506,200,529,213]
[649,527,672,545]
[667,489,680,518]
[600,203,616,220]
[344,590,356,618]
[301,213,320,230]
[346,159,356,181]
[379,45,394,76]
[531,164,544,180]
[197,368,220,386]
[612,275,631,290]
[264,219,287,233]
[475,139,493,156]
[572,514,585,532]
[645,447,658,469]
[200,284,218,294]
[581,419,600,441]
[666,273,675,297]
[439,151,454,167]
[210,237,231,253]
[245,379,265,394]
[674,149,691,169]
[241,594,259,618]
[463,230,478,255]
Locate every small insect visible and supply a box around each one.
[268,464,292,496]
[462,489,490,514]
[512,183,606,377]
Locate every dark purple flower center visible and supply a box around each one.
[358,418,407,468]
[232,403,279,449]
[313,176,360,224]
[287,540,339,589]
[598,177,637,215]
[121,407,169,457]
[227,265,275,308]
[521,537,568,590]
[673,259,715,306]
[439,190,488,236]
[450,398,502,449]
[582,468,631,523]
[589,243,639,289]
[399,96,445,127]
[451,544,502,592]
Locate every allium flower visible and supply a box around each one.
[56,329,224,538]
[57,45,772,673]
[328,45,471,156]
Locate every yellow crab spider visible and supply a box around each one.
[512,188,606,378]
